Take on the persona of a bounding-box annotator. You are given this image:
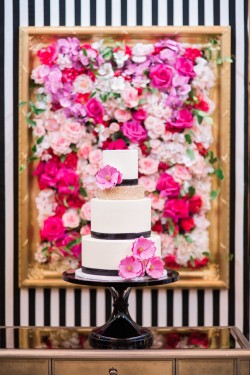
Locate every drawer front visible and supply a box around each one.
[239,360,250,375]
[177,359,235,375]
[53,360,173,375]
[0,359,49,375]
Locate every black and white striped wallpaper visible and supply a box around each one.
[0,0,249,338]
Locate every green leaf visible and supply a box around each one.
[189,255,195,266]
[202,251,211,258]
[19,164,26,173]
[68,186,75,192]
[216,57,223,65]
[41,246,49,253]
[185,133,192,144]
[167,218,175,236]
[32,144,37,153]
[34,108,46,115]
[210,38,218,46]
[224,56,233,63]
[100,93,108,103]
[36,135,44,145]
[63,198,69,208]
[188,186,195,198]
[60,155,66,163]
[207,150,217,164]
[82,48,87,56]
[102,46,113,60]
[67,238,81,249]
[62,247,72,255]
[210,187,221,201]
[186,148,195,161]
[19,101,27,107]
[90,91,96,98]
[27,155,38,162]
[184,235,193,244]
[80,186,87,197]
[214,168,224,180]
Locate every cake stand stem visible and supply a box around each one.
[89,286,153,349]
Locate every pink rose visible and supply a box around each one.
[103,139,128,150]
[175,57,195,78]
[50,132,72,155]
[95,165,123,190]
[139,157,159,175]
[121,120,147,142]
[132,236,156,260]
[86,98,104,122]
[61,121,85,144]
[56,168,79,195]
[118,256,144,279]
[88,149,103,165]
[148,121,165,139]
[149,194,165,211]
[41,216,65,241]
[78,143,92,159]
[44,118,60,132]
[80,224,91,236]
[156,173,181,198]
[121,87,139,108]
[31,64,50,84]
[146,257,165,278]
[164,198,189,222]
[139,176,157,192]
[114,109,132,122]
[56,232,81,258]
[109,122,120,133]
[132,108,147,121]
[80,202,91,221]
[149,64,173,89]
[62,209,80,228]
[167,108,193,130]
[172,165,192,182]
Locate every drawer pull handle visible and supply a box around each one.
[109,367,118,375]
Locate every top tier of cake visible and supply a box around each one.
[103,149,138,180]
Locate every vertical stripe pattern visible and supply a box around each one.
[0,0,248,339]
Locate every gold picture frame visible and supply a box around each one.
[18,26,231,288]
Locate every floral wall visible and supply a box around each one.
[0,0,248,338]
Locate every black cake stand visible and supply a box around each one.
[62,268,179,350]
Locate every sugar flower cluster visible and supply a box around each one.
[118,236,164,279]
[26,36,220,270]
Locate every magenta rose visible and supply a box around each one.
[175,57,195,78]
[132,108,147,121]
[86,98,104,123]
[105,139,128,150]
[167,108,193,130]
[121,120,147,142]
[41,216,65,241]
[149,64,173,89]
[164,198,189,222]
[156,172,181,198]
[56,168,79,195]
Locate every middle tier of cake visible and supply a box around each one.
[82,233,161,275]
[91,198,151,237]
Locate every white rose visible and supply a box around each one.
[98,62,114,79]
[110,76,126,92]
[132,43,154,63]
[113,50,129,68]
[73,74,93,94]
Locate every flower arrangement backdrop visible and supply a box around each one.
[24,36,223,273]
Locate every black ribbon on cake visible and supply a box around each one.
[91,230,151,240]
[117,178,138,186]
[81,266,118,276]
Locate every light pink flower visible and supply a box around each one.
[139,157,159,175]
[88,149,102,165]
[121,87,139,108]
[78,143,92,159]
[80,224,91,236]
[33,120,46,137]
[171,165,192,183]
[85,163,99,176]
[61,121,85,144]
[73,74,93,93]
[44,118,60,132]
[95,165,123,190]
[146,257,165,278]
[80,202,91,221]
[139,176,157,192]
[144,115,158,130]
[132,236,156,260]
[109,122,120,133]
[118,256,144,279]
[148,121,165,139]
[62,209,80,228]
[149,194,165,211]
[31,64,50,84]
[114,109,132,122]
[50,132,72,155]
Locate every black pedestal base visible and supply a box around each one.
[89,286,153,349]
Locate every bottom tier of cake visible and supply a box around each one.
[81,233,161,276]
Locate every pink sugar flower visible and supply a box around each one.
[132,236,156,260]
[146,257,165,278]
[95,165,123,190]
[118,256,144,279]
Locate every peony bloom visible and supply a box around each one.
[132,236,156,260]
[164,198,190,222]
[41,216,65,241]
[121,120,148,142]
[149,64,173,89]
[118,256,144,279]
[146,257,165,278]
[156,172,181,198]
[95,165,123,190]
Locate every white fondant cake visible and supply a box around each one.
[80,149,163,278]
